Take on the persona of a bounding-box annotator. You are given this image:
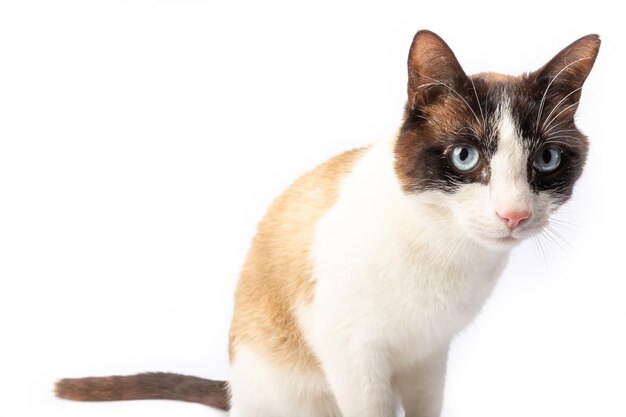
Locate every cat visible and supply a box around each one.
[56,30,600,417]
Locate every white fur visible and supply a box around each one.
[490,103,532,213]
[302,138,508,417]
[229,346,339,417]
[229,100,557,417]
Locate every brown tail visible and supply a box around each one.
[55,372,230,411]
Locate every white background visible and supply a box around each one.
[1,1,624,416]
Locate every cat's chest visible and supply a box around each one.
[312,214,506,354]
[380,253,505,362]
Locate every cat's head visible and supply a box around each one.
[394,30,600,250]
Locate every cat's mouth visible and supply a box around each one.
[485,224,541,247]
[474,230,528,249]
[496,236,518,244]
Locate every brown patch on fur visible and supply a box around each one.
[397,31,496,193]
[55,373,229,410]
[229,148,365,372]
[395,31,599,198]
[474,72,518,83]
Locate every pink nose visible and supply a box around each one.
[496,209,530,230]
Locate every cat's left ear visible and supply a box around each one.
[532,34,601,106]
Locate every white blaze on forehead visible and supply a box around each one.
[489,103,532,212]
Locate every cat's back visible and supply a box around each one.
[228,147,366,369]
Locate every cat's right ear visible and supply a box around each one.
[407,30,468,110]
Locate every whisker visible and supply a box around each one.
[541,139,577,148]
[456,125,482,139]
[541,227,568,254]
[408,82,442,109]
[545,225,575,250]
[542,119,572,137]
[544,129,580,139]
[547,128,579,134]
[544,135,580,141]
[541,87,583,130]
[542,101,580,134]
[549,217,581,229]
[469,76,485,126]
[533,235,549,268]
[549,219,580,232]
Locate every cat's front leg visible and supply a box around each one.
[395,346,449,417]
[316,340,397,417]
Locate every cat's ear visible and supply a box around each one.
[407,30,468,110]
[532,34,601,106]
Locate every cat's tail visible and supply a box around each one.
[55,372,230,410]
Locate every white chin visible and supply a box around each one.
[474,234,522,250]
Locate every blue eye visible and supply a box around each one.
[534,146,562,173]
[450,144,480,172]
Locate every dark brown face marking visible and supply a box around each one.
[394,30,600,204]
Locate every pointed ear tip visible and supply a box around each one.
[414,29,438,37]
[411,29,443,44]
[579,34,601,50]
